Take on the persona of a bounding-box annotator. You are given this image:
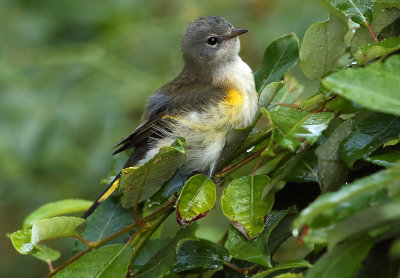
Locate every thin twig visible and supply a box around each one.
[366,22,379,42]
[74,235,93,248]
[217,146,267,179]
[46,249,91,278]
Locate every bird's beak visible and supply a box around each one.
[226,28,248,40]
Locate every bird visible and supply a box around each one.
[83,15,258,219]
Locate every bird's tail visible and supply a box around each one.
[82,175,121,219]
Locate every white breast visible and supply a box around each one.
[213,57,258,127]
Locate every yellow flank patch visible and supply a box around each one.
[162,114,179,121]
[225,89,243,106]
[98,178,120,203]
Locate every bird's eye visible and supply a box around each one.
[207,37,218,45]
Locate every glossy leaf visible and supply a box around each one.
[299,15,347,80]
[322,55,400,116]
[54,244,131,278]
[226,210,289,267]
[75,198,133,252]
[177,174,216,226]
[251,259,312,278]
[136,224,197,278]
[270,74,304,110]
[266,109,334,151]
[316,119,355,192]
[351,7,400,53]
[340,112,400,168]
[354,36,400,64]
[305,236,374,278]
[259,81,285,109]
[286,149,319,183]
[364,151,400,167]
[328,202,400,249]
[23,199,92,229]
[293,163,400,235]
[9,229,61,262]
[323,0,374,25]
[174,239,229,272]
[31,216,85,245]
[10,229,37,255]
[300,93,326,112]
[119,138,185,209]
[221,176,273,239]
[254,33,299,92]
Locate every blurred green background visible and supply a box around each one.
[0,0,327,276]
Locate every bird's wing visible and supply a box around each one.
[113,85,225,157]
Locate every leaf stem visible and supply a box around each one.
[216,146,267,179]
[366,22,379,42]
[74,235,93,248]
[46,248,91,278]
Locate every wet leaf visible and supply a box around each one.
[265,108,334,151]
[364,151,400,167]
[292,163,400,236]
[340,112,400,168]
[251,259,311,278]
[299,15,347,80]
[259,81,285,109]
[254,33,299,92]
[323,0,374,25]
[316,119,355,192]
[119,138,185,209]
[177,174,216,226]
[54,244,131,278]
[23,199,92,229]
[354,36,400,64]
[322,55,400,117]
[226,210,289,267]
[174,239,228,272]
[305,236,374,278]
[221,176,274,239]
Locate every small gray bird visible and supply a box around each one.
[83,15,258,218]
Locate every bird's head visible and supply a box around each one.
[181,15,247,66]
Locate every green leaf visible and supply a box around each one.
[286,148,319,183]
[226,210,289,267]
[292,163,400,236]
[270,74,305,110]
[299,15,348,80]
[305,236,374,278]
[300,93,326,112]
[364,151,400,167]
[355,36,400,64]
[32,244,61,262]
[328,202,400,249]
[351,7,400,53]
[119,138,185,209]
[136,224,197,278]
[259,81,285,109]
[251,259,312,278]
[340,112,400,168]
[174,239,229,272]
[221,176,273,239]
[23,199,92,229]
[10,229,37,255]
[322,55,400,116]
[75,198,133,252]
[265,109,334,151]
[31,216,85,245]
[316,119,355,192]
[54,244,132,278]
[9,229,61,262]
[323,0,374,25]
[254,33,299,92]
[177,174,216,226]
